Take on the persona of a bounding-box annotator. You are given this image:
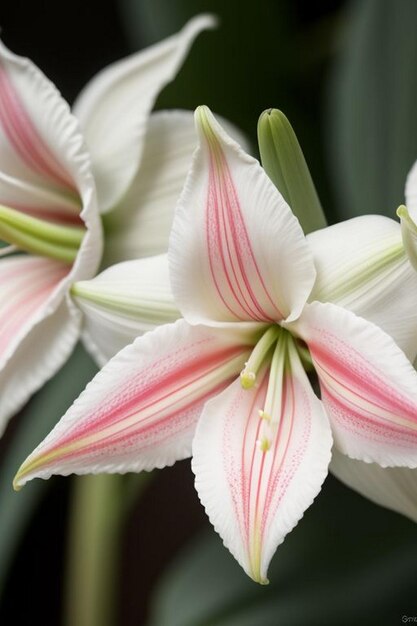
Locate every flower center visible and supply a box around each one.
[0,204,85,263]
[240,325,310,452]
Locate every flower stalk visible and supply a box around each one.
[64,475,124,626]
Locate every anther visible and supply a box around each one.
[258,409,271,421]
[256,437,271,452]
[240,369,256,389]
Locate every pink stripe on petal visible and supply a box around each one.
[0,255,69,361]
[192,348,331,583]
[51,344,244,451]
[297,301,417,466]
[15,322,253,486]
[205,146,283,322]
[0,63,76,191]
[171,108,316,327]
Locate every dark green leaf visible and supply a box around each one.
[329,0,417,220]
[149,475,417,626]
[0,343,97,596]
[118,0,295,145]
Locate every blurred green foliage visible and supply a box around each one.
[0,344,97,597]
[329,0,417,220]
[149,476,417,626]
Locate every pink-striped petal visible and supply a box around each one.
[0,38,102,268]
[192,335,332,583]
[0,255,82,431]
[170,107,316,326]
[0,38,102,281]
[103,109,249,266]
[0,255,68,360]
[0,41,103,427]
[14,320,256,489]
[74,15,215,214]
[0,39,88,221]
[294,301,417,467]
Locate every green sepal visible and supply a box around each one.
[257,109,327,234]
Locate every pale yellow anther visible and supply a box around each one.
[256,437,271,452]
[240,369,256,389]
[258,409,272,421]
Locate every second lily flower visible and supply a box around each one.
[0,15,215,430]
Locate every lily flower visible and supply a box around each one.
[14,108,417,584]
[0,15,214,430]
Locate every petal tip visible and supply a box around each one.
[12,467,25,492]
[185,13,219,33]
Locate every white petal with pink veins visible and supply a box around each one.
[14,320,256,488]
[170,107,316,326]
[192,334,332,583]
[294,301,417,467]
[103,109,249,266]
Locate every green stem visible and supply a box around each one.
[64,475,124,626]
[64,472,152,626]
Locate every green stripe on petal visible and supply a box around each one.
[71,255,180,366]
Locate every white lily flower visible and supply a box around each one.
[0,15,215,431]
[14,108,417,585]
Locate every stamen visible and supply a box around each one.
[256,331,288,451]
[256,436,271,452]
[258,409,271,421]
[240,367,256,389]
[240,325,280,389]
[0,204,85,263]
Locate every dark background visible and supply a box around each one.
[1,1,417,625]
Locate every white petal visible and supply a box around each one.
[73,254,179,366]
[399,162,417,270]
[331,449,417,523]
[308,215,417,361]
[294,301,417,467]
[73,15,216,214]
[0,254,81,429]
[0,40,102,425]
[0,39,103,279]
[405,159,417,218]
[103,109,249,266]
[192,336,332,583]
[170,106,315,326]
[14,320,256,488]
[0,294,81,434]
[0,39,102,244]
